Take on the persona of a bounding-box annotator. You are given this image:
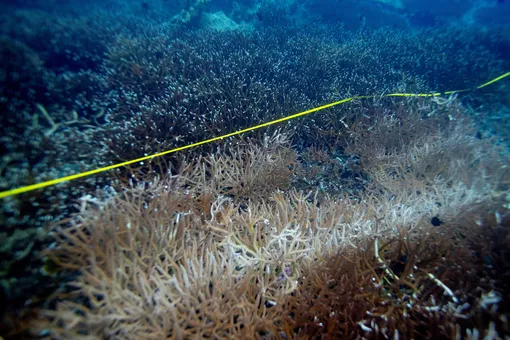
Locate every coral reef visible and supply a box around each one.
[172,0,211,26]
[0,1,509,338]
[4,97,507,338]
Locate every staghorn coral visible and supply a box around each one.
[199,133,298,201]
[24,187,509,338]
[1,1,509,335]
[26,169,357,338]
[99,23,510,175]
[16,112,509,338]
[280,212,510,339]
[344,96,510,222]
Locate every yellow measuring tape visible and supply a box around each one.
[1,71,509,199]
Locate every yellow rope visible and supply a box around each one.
[1,72,508,199]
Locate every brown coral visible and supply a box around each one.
[21,117,510,338]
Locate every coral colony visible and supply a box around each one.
[0,0,509,338]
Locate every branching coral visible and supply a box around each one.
[280,214,510,339]
[343,96,510,225]
[1,4,510,337]
[19,137,368,338]
[26,187,510,339]
[199,133,298,201]
[21,118,509,338]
